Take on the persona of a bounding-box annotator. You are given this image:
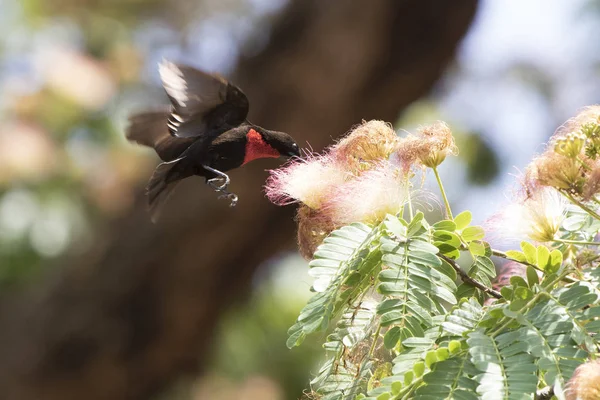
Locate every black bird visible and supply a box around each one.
[126,60,300,221]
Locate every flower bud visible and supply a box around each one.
[553,132,586,158]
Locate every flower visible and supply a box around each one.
[296,205,336,259]
[326,162,410,226]
[265,120,449,258]
[525,152,583,193]
[331,120,400,173]
[394,121,458,171]
[488,187,567,244]
[583,162,600,201]
[556,105,600,139]
[553,131,586,159]
[566,360,600,400]
[265,153,348,209]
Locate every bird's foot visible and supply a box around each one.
[203,165,231,191]
[202,165,237,206]
[207,176,229,191]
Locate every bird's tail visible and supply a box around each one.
[146,158,185,223]
[126,109,170,148]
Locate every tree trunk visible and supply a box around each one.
[0,1,478,399]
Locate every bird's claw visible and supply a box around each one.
[202,165,237,206]
[207,176,229,191]
[218,192,238,207]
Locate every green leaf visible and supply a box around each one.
[391,381,402,396]
[521,241,537,264]
[402,337,434,348]
[563,213,587,231]
[526,265,539,287]
[432,219,456,232]
[403,370,414,386]
[505,250,527,262]
[433,230,461,249]
[288,223,375,348]
[413,362,425,377]
[448,340,462,355]
[384,215,407,240]
[537,245,550,270]
[468,240,486,257]
[391,381,402,395]
[549,249,563,274]
[454,210,472,230]
[462,226,485,242]
[384,326,401,349]
[510,276,528,288]
[514,286,533,301]
[424,350,437,368]
[501,286,513,300]
[406,212,425,237]
[435,347,449,362]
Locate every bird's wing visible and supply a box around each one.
[158,60,249,139]
[126,109,195,162]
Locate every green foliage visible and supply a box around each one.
[289,211,600,400]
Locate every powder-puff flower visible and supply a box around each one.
[265,153,348,209]
[488,187,567,244]
[296,205,336,259]
[327,163,410,226]
[555,105,600,139]
[395,121,458,171]
[265,120,443,258]
[566,360,600,400]
[525,152,583,193]
[331,120,400,174]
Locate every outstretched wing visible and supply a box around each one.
[158,60,249,139]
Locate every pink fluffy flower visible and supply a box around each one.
[327,162,410,226]
[265,120,456,258]
[265,153,348,209]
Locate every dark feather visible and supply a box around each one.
[158,60,249,139]
[145,158,188,222]
[126,110,194,162]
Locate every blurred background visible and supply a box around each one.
[0,0,599,399]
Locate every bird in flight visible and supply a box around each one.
[126,60,300,221]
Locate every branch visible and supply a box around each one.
[439,254,502,299]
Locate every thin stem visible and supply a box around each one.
[397,377,423,400]
[556,238,600,246]
[432,167,453,219]
[576,156,593,171]
[368,324,382,358]
[489,292,546,337]
[490,270,570,337]
[491,249,576,284]
[560,189,600,221]
[439,254,501,299]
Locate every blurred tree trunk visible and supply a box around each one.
[0,1,477,399]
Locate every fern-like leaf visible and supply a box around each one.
[287,223,375,348]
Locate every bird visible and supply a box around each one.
[126,60,301,222]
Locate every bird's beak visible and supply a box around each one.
[281,149,301,160]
